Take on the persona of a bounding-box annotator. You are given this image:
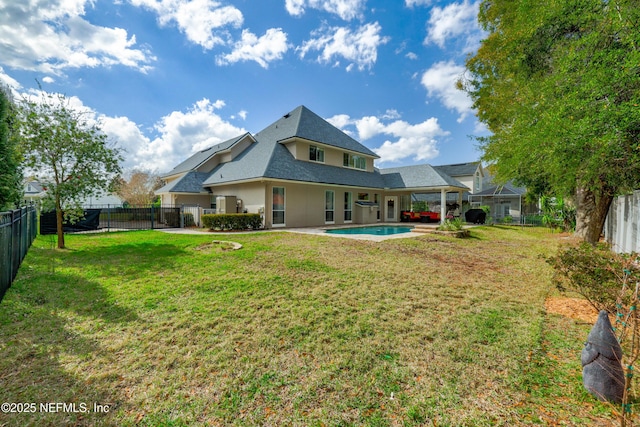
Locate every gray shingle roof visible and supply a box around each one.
[203,105,383,187]
[162,134,250,177]
[162,105,473,193]
[380,164,468,189]
[155,171,211,194]
[434,162,481,177]
[473,183,527,196]
[281,106,379,157]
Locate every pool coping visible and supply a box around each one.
[283,223,422,242]
[160,223,426,242]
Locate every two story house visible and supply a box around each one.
[156,105,470,229]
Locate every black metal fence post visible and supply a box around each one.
[1,206,38,303]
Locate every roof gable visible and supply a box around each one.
[156,171,211,194]
[273,106,378,158]
[162,133,252,178]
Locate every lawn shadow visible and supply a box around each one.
[0,279,131,426]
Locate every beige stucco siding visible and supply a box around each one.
[262,181,405,228]
[209,182,266,214]
[282,140,375,172]
[172,194,212,207]
[456,176,474,192]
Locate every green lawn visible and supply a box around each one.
[0,227,620,426]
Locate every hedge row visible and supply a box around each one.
[202,213,262,230]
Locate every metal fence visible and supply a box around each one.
[92,205,182,231]
[1,206,37,302]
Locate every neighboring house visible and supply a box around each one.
[81,193,124,208]
[23,180,46,204]
[434,162,484,194]
[156,105,470,229]
[468,182,537,222]
[23,180,123,208]
[412,162,485,213]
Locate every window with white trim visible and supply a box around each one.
[344,192,353,222]
[343,153,366,170]
[309,145,324,163]
[272,187,285,226]
[325,190,335,223]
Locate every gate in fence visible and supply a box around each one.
[0,206,37,302]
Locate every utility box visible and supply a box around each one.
[216,196,237,214]
[354,201,378,224]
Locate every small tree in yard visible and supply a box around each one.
[549,245,640,426]
[19,91,122,249]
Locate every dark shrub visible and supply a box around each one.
[202,213,263,231]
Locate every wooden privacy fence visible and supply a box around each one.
[605,190,640,253]
[0,206,38,302]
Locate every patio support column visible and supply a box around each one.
[440,189,447,222]
[457,191,463,216]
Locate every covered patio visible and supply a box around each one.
[379,165,469,223]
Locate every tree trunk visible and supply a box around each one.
[55,196,65,249]
[574,186,614,245]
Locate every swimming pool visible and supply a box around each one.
[325,225,414,236]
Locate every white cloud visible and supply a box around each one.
[41,76,55,84]
[216,28,289,68]
[421,60,472,122]
[12,85,246,172]
[139,98,246,171]
[0,0,155,74]
[329,112,449,164]
[0,67,21,89]
[129,0,243,49]
[326,114,352,129]
[425,0,481,52]
[104,99,246,171]
[238,110,247,120]
[298,22,389,71]
[285,0,366,20]
[405,0,432,7]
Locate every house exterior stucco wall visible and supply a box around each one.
[262,182,390,229]
[172,194,212,207]
[209,182,266,214]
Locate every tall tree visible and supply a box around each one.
[0,86,23,211]
[462,0,640,243]
[114,169,163,206]
[19,91,122,248]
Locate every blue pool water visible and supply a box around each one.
[325,225,414,236]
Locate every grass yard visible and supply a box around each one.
[0,227,621,426]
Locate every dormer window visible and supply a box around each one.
[309,145,324,163]
[343,153,366,170]
[475,172,481,192]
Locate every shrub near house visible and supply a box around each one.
[202,214,262,231]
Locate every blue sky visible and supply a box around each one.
[0,0,487,174]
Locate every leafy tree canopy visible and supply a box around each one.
[0,86,23,211]
[463,0,640,243]
[19,90,122,248]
